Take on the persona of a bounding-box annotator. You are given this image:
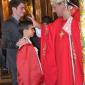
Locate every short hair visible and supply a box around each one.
[19,19,33,37]
[9,0,25,14]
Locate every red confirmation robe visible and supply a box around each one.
[17,38,43,85]
[41,7,84,85]
[41,24,49,69]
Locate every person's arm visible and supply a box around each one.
[27,14,41,28]
[35,27,41,38]
[1,22,8,48]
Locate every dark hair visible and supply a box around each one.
[19,19,33,37]
[42,16,53,24]
[9,0,25,14]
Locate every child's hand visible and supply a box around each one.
[16,38,28,48]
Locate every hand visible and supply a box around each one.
[27,13,40,28]
[16,38,28,48]
[63,8,71,19]
[30,13,35,20]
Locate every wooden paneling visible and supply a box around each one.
[46,0,52,17]
[40,0,52,17]
[2,0,9,21]
[34,0,41,22]
[40,0,47,17]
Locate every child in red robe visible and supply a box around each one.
[16,20,43,85]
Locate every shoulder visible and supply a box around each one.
[17,44,35,55]
[2,17,16,31]
[55,17,63,21]
[3,16,18,26]
[48,17,63,28]
[3,18,12,27]
[18,44,33,50]
[50,17,63,26]
[3,17,13,25]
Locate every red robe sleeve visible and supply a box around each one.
[71,8,84,84]
[17,44,44,85]
[71,7,80,21]
[40,18,63,85]
[71,18,84,85]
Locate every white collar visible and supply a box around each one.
[23,37,32,44]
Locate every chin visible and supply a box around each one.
[31,35,34,37]
[20,14,24,17]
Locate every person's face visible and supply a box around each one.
[26,25,35,38]
[51,1,66,17]
[13,3,25,18]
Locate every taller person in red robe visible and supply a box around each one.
[40,0,83,85]
[18,0,84,85]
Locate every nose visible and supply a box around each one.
[52,6,56,13]
[23,9,26,13]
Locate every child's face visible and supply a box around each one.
[26,25,35,38]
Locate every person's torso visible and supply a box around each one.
[3,16,21,49]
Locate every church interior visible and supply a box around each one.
[0,0,85,85]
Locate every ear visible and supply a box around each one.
[23,29,28,34]
[12,7,16,11]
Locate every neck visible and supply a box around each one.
[12,14,20,21]
[23,35,30,39]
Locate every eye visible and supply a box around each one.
[58,1,65,5]
[20,7,25,10]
